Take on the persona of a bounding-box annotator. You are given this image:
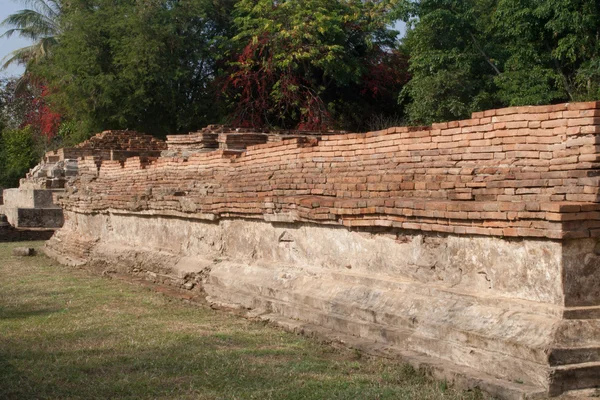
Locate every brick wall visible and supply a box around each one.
[76,130,166,151]
[165,124,348,154]
[59,102,600,239]
[43,130,167,164]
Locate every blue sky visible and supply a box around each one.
[0,2,405,79]
[395,21,406,37]
[0,0,31,78]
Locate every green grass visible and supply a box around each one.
[0,241,487,400]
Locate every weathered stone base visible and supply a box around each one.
[45,210,600,398]
[3,188,64,228]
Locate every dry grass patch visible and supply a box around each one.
[0,241,488,400]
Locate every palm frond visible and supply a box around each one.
[1,38,57,69]
[1,9,58,39]
[20,0,61,19]
[1,45,37,69]
[0,0,62,72]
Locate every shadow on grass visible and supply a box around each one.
[0,307,65,320]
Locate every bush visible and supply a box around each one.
[0,126,39,188]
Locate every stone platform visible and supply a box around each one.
[45,102,600,398]
[3,188,64,228]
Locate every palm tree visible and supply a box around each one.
[1,0,62,71]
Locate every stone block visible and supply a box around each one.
[12,247,35,256]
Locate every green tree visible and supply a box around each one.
[0,126,38,188]
[36,0,235,137]
[401,0,501,124]
[495,0,600,102]
[226,0,409,130]
[0,78,78,186]
[402,0,600,124]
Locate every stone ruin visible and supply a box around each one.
[0,126,339,237]
[0,186,55,242]
[1,130,166,230]
[163,124,345,157]
[40,102,600,398]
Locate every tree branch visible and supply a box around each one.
[468,32,501,75]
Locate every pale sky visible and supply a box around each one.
[0,1,405,79]
[394,21,406,37]
[0,0,31,78]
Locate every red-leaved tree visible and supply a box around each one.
[23,84,61,139]
[225,0,408,131]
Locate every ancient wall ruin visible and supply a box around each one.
[2,130,167,229]
[45,102,600,398]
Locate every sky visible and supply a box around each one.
[0,0,31,78]
[0,2,405,79]
[395,21,406,37]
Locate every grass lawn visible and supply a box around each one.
[0,241,487,400]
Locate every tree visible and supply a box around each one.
[0,0,64,173]
[225,0,409,130]
[401,0,502,125]
[0,78,59,188]
[0,126,38,188]
[402,0,600,124]
[36,0,235,137]
[0,76,61,140]
[1,0,62,85]
[494,0,600,102]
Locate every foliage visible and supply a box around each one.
[54,119,91,148]
[0,126,38,188]
[2,0,599,136]
[0,78,60,188]
[0,0,62,91]
[0,77,33,130]
[225,0,409,130]
[494,0,600,102]
[402,0,600,124]
[35,0,235,137]
[0,77,61,140]
[22,84,61,139]
[401,0,503,124]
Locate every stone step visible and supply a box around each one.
[549,347,600,366]
[13,208,64,228]
[206,280,552,388]
[551,361,600,396]
[203,262,600,394]
[257,312,548,400]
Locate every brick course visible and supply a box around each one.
[58,102,600,239]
